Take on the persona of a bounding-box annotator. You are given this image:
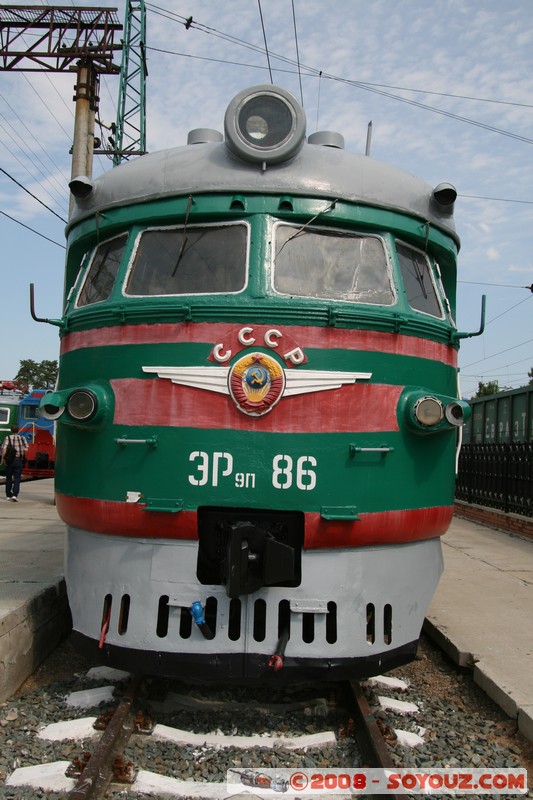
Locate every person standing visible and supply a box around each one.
[1,425,29,502]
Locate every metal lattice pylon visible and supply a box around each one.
[113,0,146,166]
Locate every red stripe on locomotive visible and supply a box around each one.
[111,378,403,432]
[60,323,457,367]
[56,493,452,547]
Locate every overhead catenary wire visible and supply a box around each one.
[21,73,73,140]
[0,209,65,248]
[0,116,68,212]
[144,4,533,146]
[0,91,69,187]
[147,6,533,110]
[0,166,68,224]
[460,194,533,205]
[461,355,533,378]
[256,0,273,84]
[461,339,533,371]
[144,43,533,147]
[458,280,533,289]
[484,295,533,326]
[315,70,322,131]
[291,0,304,107]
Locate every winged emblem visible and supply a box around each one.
[143,354,372,417]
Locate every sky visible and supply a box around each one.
[0,0,531,399]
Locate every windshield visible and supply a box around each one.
[125,223,248,296]
[273,224,394,305]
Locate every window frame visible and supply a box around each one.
[122,220,251,298]
[395,238,445,320]
[74,233,129,309]
[20,405,38,420]
[270,221,396,306]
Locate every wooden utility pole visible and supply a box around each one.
[71,59,99,179]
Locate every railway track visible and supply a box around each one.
[4,665,405,799]
[2,635,530,798]
[63,677,404,800]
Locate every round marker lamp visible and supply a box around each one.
[445,402,465,426]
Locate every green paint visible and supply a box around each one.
[54,425,457,513]
[55,190,461,520]
[63,194,459,340]
[58,344,456,391]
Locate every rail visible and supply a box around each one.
[64,677,403,800]
[342,681,404,800]
[455,442,533,517]
[67,676,140,800]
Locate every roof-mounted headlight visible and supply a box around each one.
[224,85,306,165]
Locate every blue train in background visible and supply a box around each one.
[0,383,55,477]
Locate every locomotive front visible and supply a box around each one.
[43,85,469,680]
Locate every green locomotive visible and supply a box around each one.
[42,85,470,680]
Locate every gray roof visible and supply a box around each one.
[69,140,459,245]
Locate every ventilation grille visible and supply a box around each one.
[100,594,394,648]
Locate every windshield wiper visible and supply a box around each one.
[171,194,193,277]
[274,198,339,260]
[413,256,428,299]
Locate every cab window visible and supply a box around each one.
[396,241,443,318]
[20,404,37,420]
[124,223,248,296]
[273,224,394,305]
[76,235,127,307]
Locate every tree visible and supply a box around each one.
[529,367,533,385]
[15,359,58,390]
[473,380,500,398]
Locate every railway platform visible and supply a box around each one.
[0,478,69,702]
[425,516,533,741]
[0,478,532,743]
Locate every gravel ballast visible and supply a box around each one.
[0,633,531,799]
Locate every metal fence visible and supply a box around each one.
[455,443,533,517]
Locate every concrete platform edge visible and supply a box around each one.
[473,662,519,719]
[422,617,474,668]
[0,579,71,702]
[424,618,533,743]
[518,707,533,742]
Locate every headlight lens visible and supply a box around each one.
[225,85,306,164]
[67,390,96,421]
[237,95,294,149]
[413,396,444,426]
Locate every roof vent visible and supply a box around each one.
[432,182,457,207]
[187,128,224,145]
[308,131,344,149]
